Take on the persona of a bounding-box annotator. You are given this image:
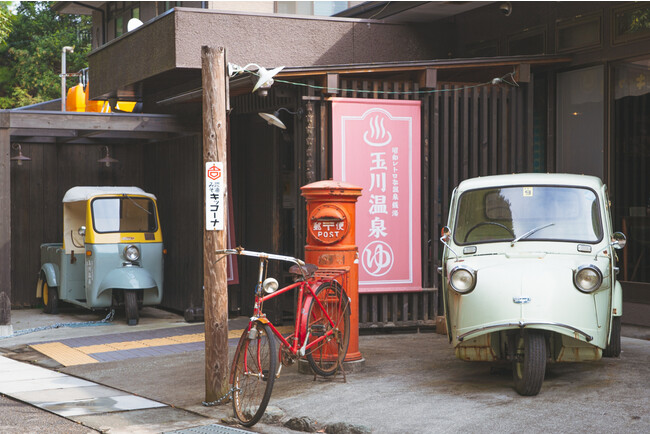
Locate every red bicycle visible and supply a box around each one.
[216,247,351,427]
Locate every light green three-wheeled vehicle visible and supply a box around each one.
[37,187,164,325]
[440,173,626,395]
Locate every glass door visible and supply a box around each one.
[614,58,650,284]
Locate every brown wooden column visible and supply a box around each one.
[201,46,229,402]
[0,113,12,335]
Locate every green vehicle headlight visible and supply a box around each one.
[449,265,477,294]
[124,245,140,262]
[573,265,602,293]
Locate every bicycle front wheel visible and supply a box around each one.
[306,281,350,376]
[231,322,277,427]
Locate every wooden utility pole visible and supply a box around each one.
[202,46,229,402]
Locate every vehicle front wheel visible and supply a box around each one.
[603,316,621,358]
[512,331,546,396]
[124,290,139,326]
[41,277,59,315]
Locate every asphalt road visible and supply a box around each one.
[2,308,649,433]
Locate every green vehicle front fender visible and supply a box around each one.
[99,266,157,292]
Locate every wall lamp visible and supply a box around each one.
[228,62,284,96]
[98,146,119,167]
[258,107,303,129]
[10,144,31,165]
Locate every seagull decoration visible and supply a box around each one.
[228,63,285,93]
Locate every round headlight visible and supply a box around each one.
[262,277,279,294]
[124,245,140,262]
[449,266,477,294]
[574,265,602,293]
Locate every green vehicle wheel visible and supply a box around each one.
[124,290,139,326]
[41,276,59,315]
[512,331,546,396]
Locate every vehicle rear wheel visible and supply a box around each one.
[124,290,139,326]
[305,281,350,377]
[603,316,621,358]
[512,331,546,396]
[42,278,59,315]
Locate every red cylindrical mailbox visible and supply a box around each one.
[301,180,363,362]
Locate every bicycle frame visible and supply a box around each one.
[217,248,345,358]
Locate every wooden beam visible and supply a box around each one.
[515,64,531,83]
[7,111,188,134]
[324,73,339,95]
[419,68,437,89]
[0,125,11,333]
[202,46,229,403]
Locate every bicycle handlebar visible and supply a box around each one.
[216,247,305,267]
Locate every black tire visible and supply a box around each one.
[42,277,59,315]
[232,322,277,427]
[306,281,350,377]
[603,316,621,358]
[512,331,546,396]
[124,290,139,326]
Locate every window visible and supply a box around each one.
[508,27,546,56]
[276,1,351,16]
[556,66,605,178]
[454,186,602,245]
[108,2,141,39]
[92,197,158,233]
[556,14,602,52]
[613,3,650,44]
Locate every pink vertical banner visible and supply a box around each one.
[332,98,421,293]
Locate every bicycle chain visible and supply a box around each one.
[201,386,240,407]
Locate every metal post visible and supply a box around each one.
[61,46,74,112]
[0,114,12,336]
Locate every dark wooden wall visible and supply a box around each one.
[143,135,204,312]
[427,82,536,287]
[10,135,206,314]
[10,142,145,307]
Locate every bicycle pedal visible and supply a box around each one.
[310,324,326,336]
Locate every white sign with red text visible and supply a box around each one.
[205,162,224,231]
[333,98,421,293]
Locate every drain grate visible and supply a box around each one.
[166,424,253,434]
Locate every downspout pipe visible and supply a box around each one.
[61,46,74,112]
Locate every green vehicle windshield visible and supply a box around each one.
[453,185,603,245]
[92,196,158,233]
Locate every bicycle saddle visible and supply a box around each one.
[289,263,318,279]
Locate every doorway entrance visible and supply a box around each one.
[613,58,650,325]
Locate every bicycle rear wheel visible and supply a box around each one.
[231,322,277,426]
[305,281,350,376]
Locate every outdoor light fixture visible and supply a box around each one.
[227,62,284,96]
[258,107,303,129]
[127,18,143,32]
[98,146,119,167]
[10,144,31,166]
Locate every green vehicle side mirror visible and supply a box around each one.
[611,232,626,250]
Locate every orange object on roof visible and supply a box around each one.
[84,84,111,113]
[66,84,86,112]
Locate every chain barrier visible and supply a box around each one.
[0,309,115,340]
[202,386,239,407]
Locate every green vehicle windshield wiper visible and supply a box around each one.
[510,223,555,246]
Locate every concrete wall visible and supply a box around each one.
[88,7,439,100]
